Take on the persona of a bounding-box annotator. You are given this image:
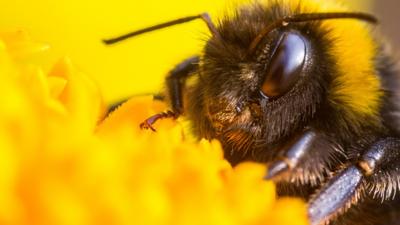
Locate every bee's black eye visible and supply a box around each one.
[260,33,306,98]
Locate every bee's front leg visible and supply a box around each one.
[265,130,317,179]
[265,129,345,187]
[165,56,199,114]
[308,138,400,225]
[139,56,199,131]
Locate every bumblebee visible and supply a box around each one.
[104,0,400,224]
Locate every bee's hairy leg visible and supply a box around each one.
[140,56,199,131]
[308,138,400,225]
[265,129,343,186]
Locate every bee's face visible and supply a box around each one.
[196,5,330,157]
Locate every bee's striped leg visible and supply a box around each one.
[265,129,344,186]
[308,138,400,225]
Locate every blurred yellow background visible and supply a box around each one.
[0,0,371,103]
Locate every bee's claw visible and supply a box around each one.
[139,121,157,132]
[139,110,178,132]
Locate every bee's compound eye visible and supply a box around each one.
[261,33,306,98]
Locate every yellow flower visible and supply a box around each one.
[0,32,309,225]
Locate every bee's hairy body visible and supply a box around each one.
[178,1,400,225]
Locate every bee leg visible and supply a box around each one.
[139,110,177,131]
[265,129,343,186]
[139,56,199,131]
[166,56,199,114]
[308,138,400,225]
[265,130,317,179]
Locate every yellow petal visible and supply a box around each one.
[49,57,105,133]
[0,30,50,59]
[268,198,309,225]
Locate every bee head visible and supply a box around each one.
[201,20,321,154]
[191,2,380,162]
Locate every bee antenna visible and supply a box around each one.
[103,13,219,45]
[248,12,379,55]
